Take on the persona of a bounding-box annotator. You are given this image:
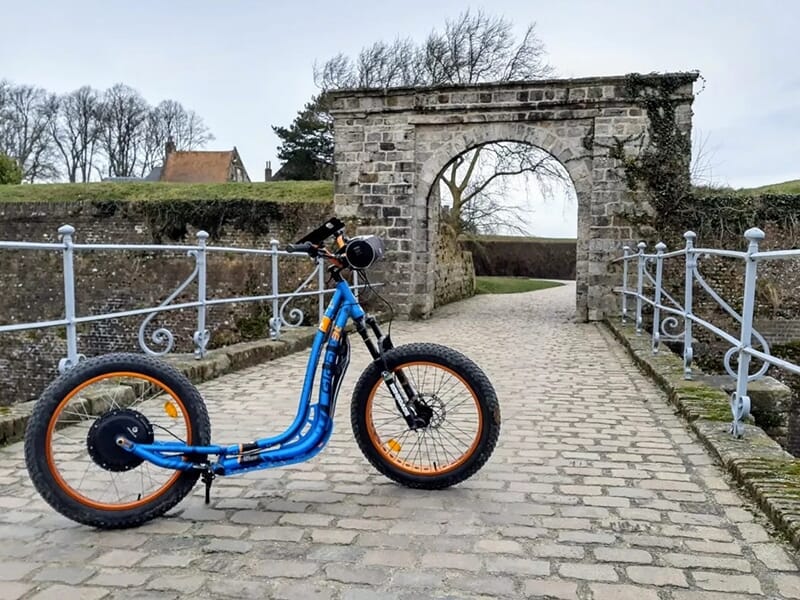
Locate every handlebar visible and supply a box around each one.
[285,242,316,255]
[286,219,385,271]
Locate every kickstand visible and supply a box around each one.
[201,469,215,505]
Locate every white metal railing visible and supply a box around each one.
[0,224,365,373]
[614,227,800,437]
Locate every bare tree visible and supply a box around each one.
[152,100,213,149]
[440,142,570,234]
[315,54,354,90]
[138,109,163,178]
[424,11,552,85]
[138,100,214,176]
[0,80,8,115]
[96,83,148,178]
[1,79,215,182]
[51,86,102,182]
[0,82,59,181]
[0,81,9,159]
[690,129,725,190]
[315,10,556,233]
[316,9,552,89]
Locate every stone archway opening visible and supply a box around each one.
[433,141,577,238]
[427,140,579,310]
[327,74,697,321]
[416,119,594,321]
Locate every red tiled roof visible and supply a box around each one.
[160,151,235,183]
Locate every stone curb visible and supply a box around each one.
[0,327,317,448]
[165,327,316,385]
[605,318,800,550]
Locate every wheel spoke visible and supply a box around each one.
[367,360,481,475]
[430,428,459,463]
[437,424,473,451]
[109,472,123,502]
[45,369,193,513]
[75,460,93,492]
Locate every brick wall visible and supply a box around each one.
[754,320,800,346]
[0,199,333,405]
[656,203,800,356]
[465,238,577,280]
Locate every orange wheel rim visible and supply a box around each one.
[45,372,192,511]
[365,362,483,475]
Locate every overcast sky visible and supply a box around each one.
[3,0,798,236]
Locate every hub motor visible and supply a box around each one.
[86,409,154,472]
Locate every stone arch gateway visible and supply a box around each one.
[327,73,697,321]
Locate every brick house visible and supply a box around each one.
[155,140,250,183]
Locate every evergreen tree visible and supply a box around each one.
[272,95,333,180]
[0,153,23,184]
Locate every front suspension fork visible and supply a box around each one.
[355,315,425,429]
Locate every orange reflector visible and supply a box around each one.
[164,401,178,418]
[319,316,331,333]
[386,439,402,453]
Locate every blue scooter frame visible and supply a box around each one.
[119,279,366,476]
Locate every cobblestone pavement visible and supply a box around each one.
[1,282,799,600]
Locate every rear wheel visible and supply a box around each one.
[351,343,500,489]
[24,353,210,529]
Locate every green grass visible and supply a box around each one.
[693,179,800,196]
[464,234,577,243]
[739,179,800,195]
[0,180,334,203]
[476,276,564,294]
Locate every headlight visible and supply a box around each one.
[344,235,384,270]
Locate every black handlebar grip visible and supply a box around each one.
[285,242,314,254]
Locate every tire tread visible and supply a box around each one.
[350,343,500,489]
[24,353,210,529]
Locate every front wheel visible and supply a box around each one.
[351,343,500,489]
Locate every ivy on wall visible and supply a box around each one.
[139,200,307,242]
[617,72,696,214]
[660,193,800,246]
[614,72,800,245]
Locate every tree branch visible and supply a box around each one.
[457,146,483,192]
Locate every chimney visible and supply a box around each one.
[265,160,272,181]
[165,137,176,156]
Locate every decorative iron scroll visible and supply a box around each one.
[277,261,322,329]
[138,253,198,357]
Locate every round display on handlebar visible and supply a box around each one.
[344,235,384,270]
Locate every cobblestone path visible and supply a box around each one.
[0,282,798,599]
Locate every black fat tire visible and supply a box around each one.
[351,343,500,489]
[24,353,211,529]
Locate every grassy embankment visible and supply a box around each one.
[0,180,334,203]
[476,277,564,294]
[693,179,800,196]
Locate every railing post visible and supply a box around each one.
[269,239,281,340]
[318,258,325,323]
[731,227,764,437]
[636,242,646,335]
[58,225,78,373]
[193,231,209,359]
[652,242,666,354]
[683,231,697,379]
[621,246,630,323]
